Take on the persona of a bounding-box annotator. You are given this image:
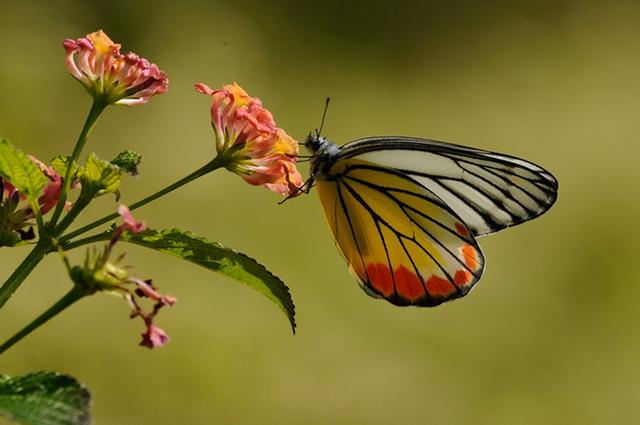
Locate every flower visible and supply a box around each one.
[29,156,72,215]
[118,204,147,233]
[64,30,168,106]
[0,156,76,246]
[67,206,175,349]
[110,204,147,243]
[127,278,175,349]
[140,321,170,349]
[195,82,303,196]
[132,278,176,306]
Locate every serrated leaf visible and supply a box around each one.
[0,139,48,201]
[50,155,78,181]
[0,371,91,425]
[78,153,123,199]
[122,228,296,332]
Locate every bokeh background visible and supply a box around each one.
[1,1,639,424]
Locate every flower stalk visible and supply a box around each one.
[27,199,45,235]
[60,153,229,243]
[49,99,107,228]
[0,286,88,355]
[0,99,105,309]
[53,193,93,237]
[0,241,50,309]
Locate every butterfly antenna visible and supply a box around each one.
[316,97,330,137]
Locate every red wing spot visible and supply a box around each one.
[366,263,394,296]
[394,266,424,301]
[455,222,470,238]
[426,275,455,297]
[454,270,473,286]
[462,245,480,271]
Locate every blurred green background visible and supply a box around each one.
[1,1,639,424]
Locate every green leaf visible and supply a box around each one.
[122,228,296,332]
[0,371,91,425]
[0,139,48,201]
[50,155,78,181]
[78,153,124,200]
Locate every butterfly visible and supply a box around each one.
[302,132,558,307]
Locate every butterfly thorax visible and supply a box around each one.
[305,134,341,180]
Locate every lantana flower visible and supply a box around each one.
[195,82,303,196]
[29,156,74,214]
[68,205,175,349]
[64,30,168,106]
[0,157,75,247]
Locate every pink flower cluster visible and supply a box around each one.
[29,157,71,215]
[109,206,175,349]
[71,206,174,348]
[63,30,168,106]
[0,157,74,245]
[195,82,303,196]
[127,277,176,349]
[110,204,147,242]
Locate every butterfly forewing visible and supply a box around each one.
[316,158,485,306]
[338,137,558,236]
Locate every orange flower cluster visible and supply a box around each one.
[64,30,168,106]
[196,82,303,195]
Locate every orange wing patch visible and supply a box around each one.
[462,245,481,271]
[316,158,485,307]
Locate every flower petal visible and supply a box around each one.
[64,30,168,106]
[197,82,303,196]
[140,321,170,349]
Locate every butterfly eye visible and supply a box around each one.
[305,134,321,152]
[305,133,314,146]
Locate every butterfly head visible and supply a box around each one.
[305,133,340,178]
[304,133,327,154]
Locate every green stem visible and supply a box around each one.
[49,100,107,228]
[54,195,92,237]
[0,287,86,355]
[61,232,112,252]
[60,155,228,243]
[0,242,48,309]
[28,199,45,236]
[0,101,105,309]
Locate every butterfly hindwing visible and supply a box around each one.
[338,137,558,236]
[316,158,485,306]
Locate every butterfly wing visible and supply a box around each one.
[316,158,485,306]
[338,137,558,236]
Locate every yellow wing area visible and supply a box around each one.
[316,158,485,306]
